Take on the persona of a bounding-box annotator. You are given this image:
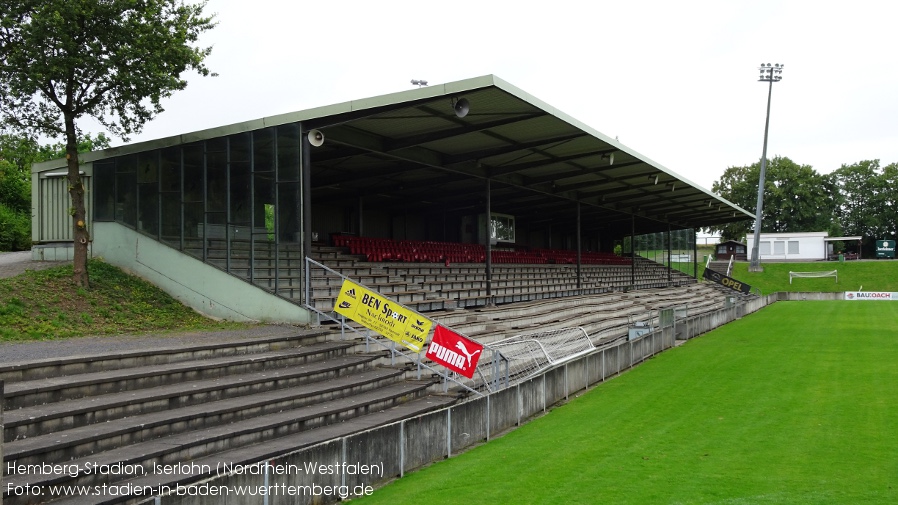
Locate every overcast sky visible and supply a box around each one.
[90,0,898,192]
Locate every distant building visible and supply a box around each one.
[715,240,747,261]
[744,232,863,261]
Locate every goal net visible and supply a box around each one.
[789,270,838,284]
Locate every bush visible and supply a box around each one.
[0,202,31,251]
[0,160,30,214]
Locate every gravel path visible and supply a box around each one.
[0,250,69,279]
[0,325,317,365]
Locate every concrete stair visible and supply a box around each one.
[1,329,457,505]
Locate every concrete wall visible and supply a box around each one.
[91,221,310,324]
[775,292,844,301]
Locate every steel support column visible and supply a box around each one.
[485,178,492,298]
[576,202,582,289]
[301,129,313,305]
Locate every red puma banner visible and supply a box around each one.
[426,325,483,379]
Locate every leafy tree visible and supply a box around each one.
[38,132,112,165]
[833,160,898,253]
[832,160,883,242]
[710,156,838,241]
[0,132,113,252]
[881,162,898,239]
[0,0,215,286]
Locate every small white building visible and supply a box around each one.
[745,232,829,261]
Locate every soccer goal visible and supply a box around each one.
[789,270,838,284]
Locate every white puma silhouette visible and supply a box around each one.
[455,340,481,368]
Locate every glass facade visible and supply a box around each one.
[93,125,306,301]
[623,228,697,278]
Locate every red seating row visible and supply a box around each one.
[331,235,631,266]
[532,249,632,265]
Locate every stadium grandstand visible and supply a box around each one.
[7,75,758,503]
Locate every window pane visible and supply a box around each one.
[93,161,115,221]
[115,154,137,226]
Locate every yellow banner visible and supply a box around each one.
[333,279,433,353]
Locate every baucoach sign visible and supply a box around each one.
[845,292,898,301]
[333,279,433,352]
[426,325,483,379]
[703,268,752,294]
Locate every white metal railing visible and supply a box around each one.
[304,257,490,397]
[477,327,595,386]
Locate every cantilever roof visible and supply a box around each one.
[298,75,753,236]
[41,74,752,236]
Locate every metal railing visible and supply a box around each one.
[304,257,492,397]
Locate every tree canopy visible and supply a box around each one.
[0,0,215,285]
[710,156,839,241]
[710,155,898,256]
[833,160,898,241]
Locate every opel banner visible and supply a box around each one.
[703,268,752,294]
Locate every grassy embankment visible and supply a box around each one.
[728,259,898,294]
[0,259,248,341]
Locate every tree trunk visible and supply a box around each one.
[65,114,90,287]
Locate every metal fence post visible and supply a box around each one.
[447,409,452,458]
[400,421,405,477]
[263,459,270,505]
[486,395,491,441]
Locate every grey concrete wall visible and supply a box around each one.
[402,409,448,471]
[487,386,520,437]
[450,398,488,456]
[776,292,844,301]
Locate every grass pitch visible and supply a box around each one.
[729,260,898,294]
[354,302,898,504]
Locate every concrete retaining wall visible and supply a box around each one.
[776,292,844,301]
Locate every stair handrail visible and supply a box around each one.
[727,255,735,276]
[304,257,487,397]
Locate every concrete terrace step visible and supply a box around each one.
[0,329,329,383]
[37,394,458,505]
[3,341,354,410]
[3,381,441,503]
[4,367,410,467]
[3,353,384,442]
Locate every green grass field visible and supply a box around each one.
[729,260,898,294]
[353,302,898,504]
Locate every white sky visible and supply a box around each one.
[91,0,898,192]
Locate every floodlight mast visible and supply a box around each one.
[748,63,784,272]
